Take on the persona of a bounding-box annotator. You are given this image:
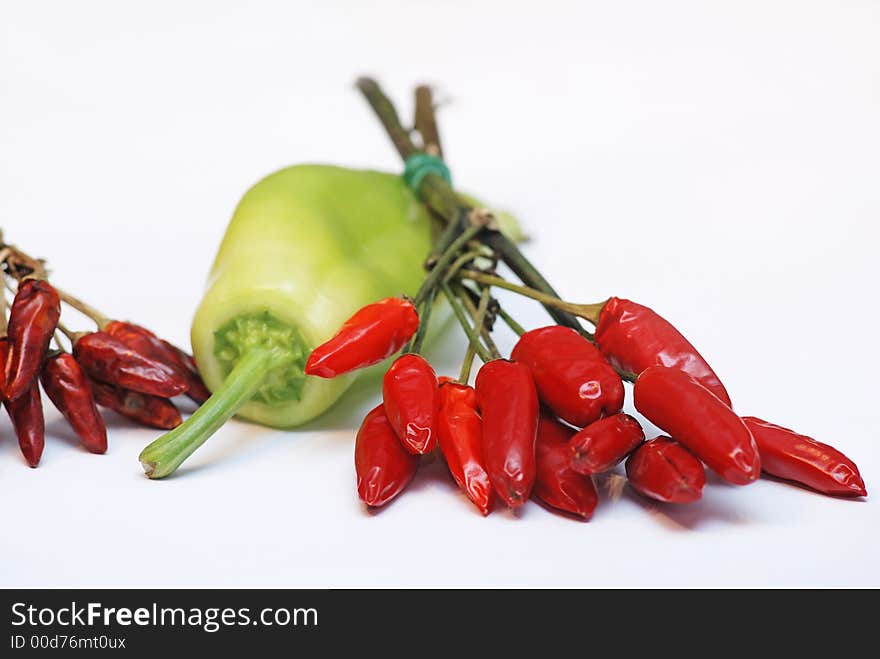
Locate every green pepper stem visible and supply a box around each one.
[138,348,280,479]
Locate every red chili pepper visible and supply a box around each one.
[634,366,760,485]
[1,336,44,466]
[305,297,419,378]
[4,278,61,401]
[382,353,439,455]
[355,403,419,507]
[594,297,731,406]
[40,353,107,454]
[625,436,706,503]
[160,340,211,404]
[4,384,45,467]
[90,379,182,430]
[103,320,209,404]
[475,359,539,508]
[534,412,599,520]
[437,382,493,515]
[73,331,188,398]
[511,326,624,427]
[104,320,187,379]
[742,416,867,497]
[569,413,645,475]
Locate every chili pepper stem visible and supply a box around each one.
[413,221,485,306]
[405,287,437,355]
[458,269,605,327]
[440,282,492,363]
[496,305,526,336]
[454,282,501,359]
[459,343,477,384]
[54,288,111,328]
[138,348,284,479]
[357,76,592,337]
[458,286,493,383]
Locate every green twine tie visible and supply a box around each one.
[403,153,452,197]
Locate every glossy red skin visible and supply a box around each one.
[634,366,760,485]
[90,379,182,429]
[743,417,867,497]
[511,326,624,427]
[355,404,419,507]
[625,436,706,503]
[595,297,731,407]
[73,331,188,398]
[569,413,645,474]
[437,382,493,515]
[40,353,107,454]
[305,297,419,378]
[5,279,61,401]
[161,340,212,404]
[534,413,599,520]
[383,354,439,455]
[475,359,539,508]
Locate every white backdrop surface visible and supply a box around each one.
[1,1,878,587]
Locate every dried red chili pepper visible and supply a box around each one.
[475,359,539,508]
[382,353,439,455]
[569,413,645,475]
[4,278,61,401]
[437,382,493,515]
[594,297,731,406]
[626,436,706,503]
[73,331,188,398]
[355,403,419,507]
[305,297,419,378]
[634,366,760,485]
[40,353,107,454]
[90,379,182,430]
[103,320,209,404]
[511,325,624,427]
[534,412,599,520]
[1,336,44,466]
[742,416,866,497]
[5,384,45,467]
[160,340,211,404]
[104,320,187,379]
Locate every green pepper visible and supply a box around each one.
[139,164,518,478]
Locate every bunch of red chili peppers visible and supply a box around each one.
[304,79,868,520]
[0,235,208,466]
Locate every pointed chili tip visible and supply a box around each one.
[849,481,868,497]
[501,491,527,509]
[20,447,42,467]
[303,356,331,378]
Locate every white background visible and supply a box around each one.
[2,1,878,587]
